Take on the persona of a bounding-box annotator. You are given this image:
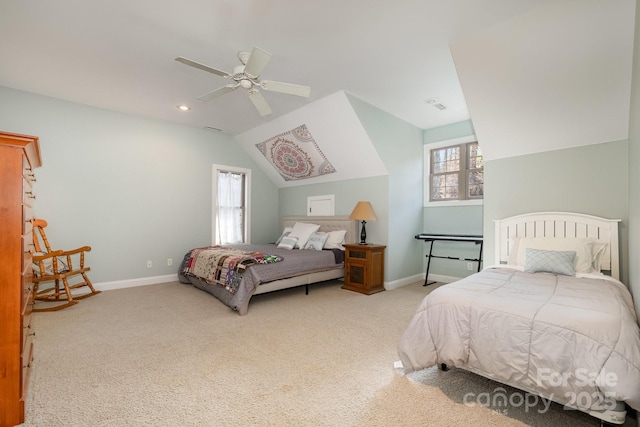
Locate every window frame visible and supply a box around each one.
[424,135,483,207]
[212,164,251,245]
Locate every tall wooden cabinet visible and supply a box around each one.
[0,131,42,427]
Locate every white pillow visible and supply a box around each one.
[324,230,347,250]
[304,232,329,250]
[508,237,602,274]
[277,236,298,250]
[591,242,609,272]
[289,222,320,249]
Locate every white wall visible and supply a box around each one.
[234,91,388,188]
[451,0,635,162]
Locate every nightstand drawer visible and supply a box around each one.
[347,249,369,260]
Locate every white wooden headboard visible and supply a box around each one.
[494,212,621,279]
[282,216,358,245]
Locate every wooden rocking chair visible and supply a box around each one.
[31,219,101,312]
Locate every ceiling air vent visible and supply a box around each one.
[424,97,447,110]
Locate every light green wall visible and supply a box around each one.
[628,1,640,318]
[483,140,629,283]
[423,120,483,279]
[279,176,388,247]
[424,120,475,144]
[278,94,424,283]
[0,86,279,283]
[347,94,424,282]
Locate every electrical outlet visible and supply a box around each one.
[167,258,173,267]
[147,260,152,268]
[467,262,473,271]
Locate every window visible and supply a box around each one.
[424,136,483,206]
[212,165,251,245]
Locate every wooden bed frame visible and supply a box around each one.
[494,211,621,279]
[252,215,358,295]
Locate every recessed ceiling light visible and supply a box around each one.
[424,97,438,104]
[177,104,190,111]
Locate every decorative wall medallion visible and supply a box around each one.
[256,124,336,181]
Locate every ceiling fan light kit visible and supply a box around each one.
[175,47,311,116]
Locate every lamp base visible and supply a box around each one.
[359,220,367,245]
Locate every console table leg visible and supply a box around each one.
[423,241,436,286]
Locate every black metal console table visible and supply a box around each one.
[414,233,483,286]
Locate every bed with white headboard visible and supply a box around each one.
[179,215,357,315]
[398,212,640,425]
[494,211,620,279]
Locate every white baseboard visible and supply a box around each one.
[96,272,463,293]
[385,274,424,290]
[95,274,179,292]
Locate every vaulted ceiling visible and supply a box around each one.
[0,0,547,135]
[451,0,635,161]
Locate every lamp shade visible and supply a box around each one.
[349,201,377,221]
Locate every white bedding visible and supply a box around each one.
[397,267,640,414]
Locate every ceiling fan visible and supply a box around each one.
[175,47,311,116]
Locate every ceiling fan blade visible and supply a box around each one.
[243,47,271,77]
[248,90,272,116]
[197,85,236,102]
[175,57,229,78]
[261,80,311,98]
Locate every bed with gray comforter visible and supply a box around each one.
[397,267,640,424]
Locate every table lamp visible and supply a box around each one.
[349,201,377,245]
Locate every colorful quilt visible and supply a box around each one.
[182,246,282,294]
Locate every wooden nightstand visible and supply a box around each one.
[342,244,386,295]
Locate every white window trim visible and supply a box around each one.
[424,135,483,207]
[212,164,251,245]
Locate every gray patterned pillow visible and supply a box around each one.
[275,227,293,245]
[303,232,329,250]
[524,248,576,276]
[277,236,298,250]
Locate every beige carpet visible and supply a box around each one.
[23,280,613,426]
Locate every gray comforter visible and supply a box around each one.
[179,244,342,315]
[397,267,640,415]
